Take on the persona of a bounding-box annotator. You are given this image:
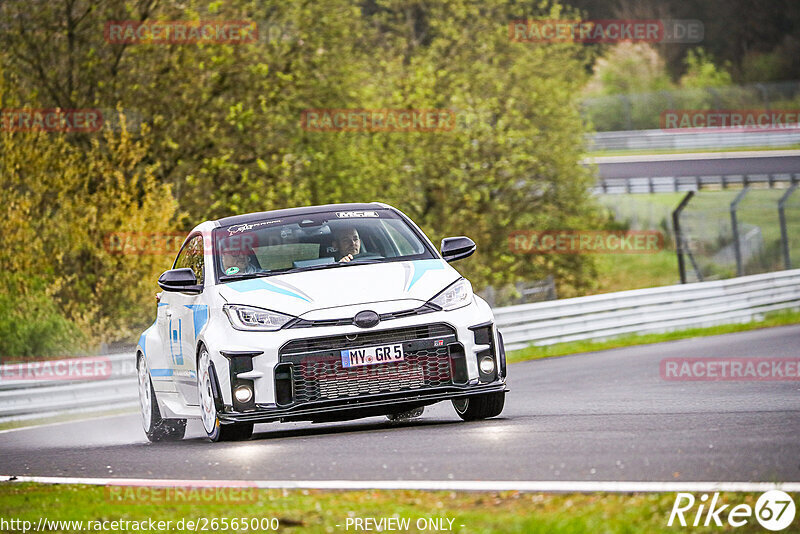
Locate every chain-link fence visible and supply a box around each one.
[674,188,800,283]
[478,276,557,307]
[583,81,800,132]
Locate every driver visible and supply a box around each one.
[332,226,361,262]
[219,238,259,275]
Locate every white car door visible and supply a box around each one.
[168,234,207,406]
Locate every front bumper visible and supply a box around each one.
[218,381,507,424]
[204,299,505,418]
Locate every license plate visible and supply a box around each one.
[341,343,404,368]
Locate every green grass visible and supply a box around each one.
[593,193,683,293]
[0,483,793,533]
[594,251,680,294]
[595,190,800,289]
[508,309,800,363]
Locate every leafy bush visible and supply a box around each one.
[0,274,85,358]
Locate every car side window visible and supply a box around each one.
[174,235,205,286]
[382,220,422,256]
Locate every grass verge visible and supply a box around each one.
[0,483,793,533]
[507,309,800,364]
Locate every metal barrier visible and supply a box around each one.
[593,173,800,195]
[0,354,137,423]
[587,128,800,152]
[494,269,800,351]
[2,269,799,422]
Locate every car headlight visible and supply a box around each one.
[428,278,473,311]
[223,304,294,331]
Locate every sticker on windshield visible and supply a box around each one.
[336,211,379,218]
[227,220,281,236]
[225,266,240,275]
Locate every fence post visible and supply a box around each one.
[673,191,695,284]
[619,95,632,130]
[755,83,769,109]
[779,185,797,270]
[730,187,750,277]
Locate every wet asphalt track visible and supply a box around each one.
[1,325,799,483]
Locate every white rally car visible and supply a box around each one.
[137,203,507,442]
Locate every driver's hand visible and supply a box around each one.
[339,254,353,263]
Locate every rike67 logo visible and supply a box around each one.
[668,491,796,530]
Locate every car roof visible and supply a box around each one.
[214,202,391,227]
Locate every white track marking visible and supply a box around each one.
[0,412,135,435]
[2,475,799,493]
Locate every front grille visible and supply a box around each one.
[278,324,456,404]
[280,323,455,355]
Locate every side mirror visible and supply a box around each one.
[158,268,202,293]
[440,236,476,263]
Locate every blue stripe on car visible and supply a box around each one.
[226,278,311,302]
[184,304,209,338]
[406,259,445,291]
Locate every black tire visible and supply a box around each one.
[452,392,505,421]
[137,354,186,442]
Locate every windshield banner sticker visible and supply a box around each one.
[335,211,379,218]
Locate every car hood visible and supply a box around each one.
[215,259,461,318]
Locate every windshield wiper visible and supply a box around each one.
[219,272,276,282]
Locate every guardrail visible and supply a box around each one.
[495,269,800,351]
[2,269,799,422]
[594,173,800,194]
[0,354,137,423]
[587,128,800,152]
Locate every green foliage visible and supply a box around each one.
[586,42,672,96]
[568,0,800,83]
[0,274,85,358]
[583,43,674,130]
[740,49,790,83]
[0,95,178,350]
[584,44,744,129]
[0,0,606,348]
[679,49,733,89]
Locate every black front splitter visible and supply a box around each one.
[217,382,508,424]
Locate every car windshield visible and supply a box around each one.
[213,209,435,281]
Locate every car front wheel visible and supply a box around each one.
[452,391,505,421]
[197,347,253,442]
